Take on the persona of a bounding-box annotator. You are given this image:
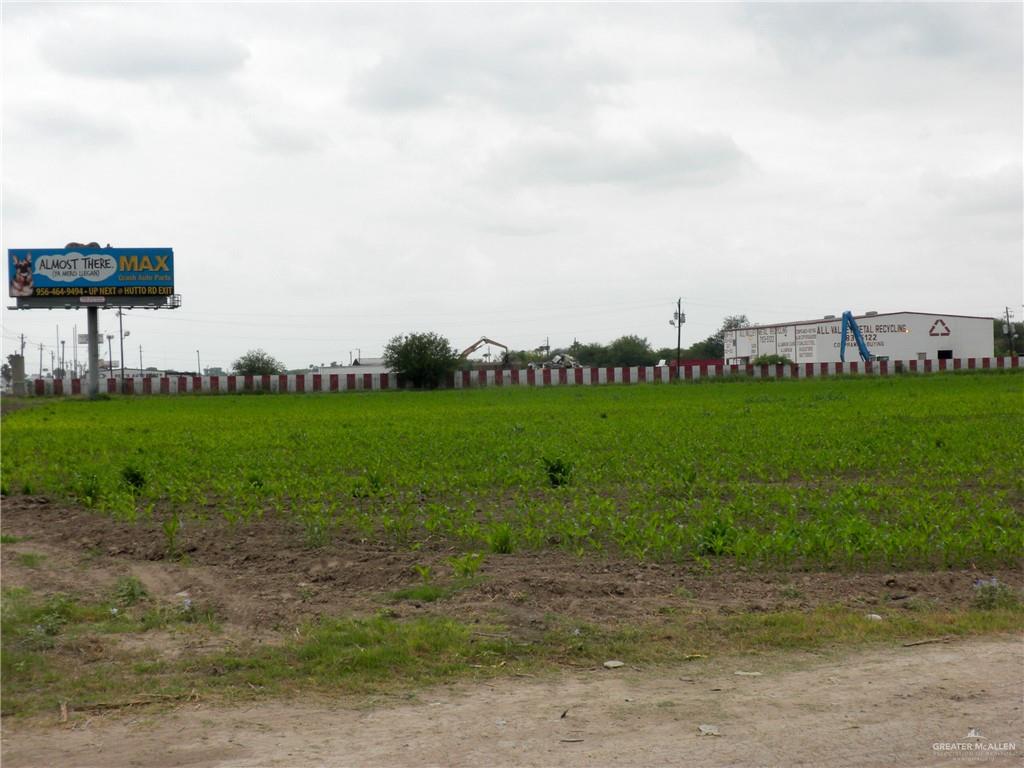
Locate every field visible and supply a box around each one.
[4,373,1023,568]
[2,372,1023,748]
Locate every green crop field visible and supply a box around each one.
[3,372,1022,570]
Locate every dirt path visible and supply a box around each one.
[4,636,1021,768]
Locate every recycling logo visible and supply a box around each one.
[929,319,951,337]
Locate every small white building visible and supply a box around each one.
[317,357,391,377]
[724,311,993,364]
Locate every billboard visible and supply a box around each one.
[8,247,174,303]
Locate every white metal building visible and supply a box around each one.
[724,311,994,364]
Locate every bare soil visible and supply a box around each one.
[2,496,1019,635]
[3,637,1021,768]
[3,496,1022,767]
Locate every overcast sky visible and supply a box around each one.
[3,2,1021,372]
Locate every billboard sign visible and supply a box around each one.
[8,247,174,303]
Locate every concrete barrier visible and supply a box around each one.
[23,357,1022,397]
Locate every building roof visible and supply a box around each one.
[733,311,994,332]
[353,357,386,366]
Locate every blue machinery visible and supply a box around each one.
[840,311,874,363]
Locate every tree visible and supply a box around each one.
[232,349,286,376]
[569,341,610,366]
[607,335,657,366]
[994,318,1023,356]
[682,315,753,360]
[384,332,459,389]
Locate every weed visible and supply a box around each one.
[388,584,450,603]
[541,457,574,488]
[779,585,803,599]
[121,465,146,492]
[1,534,24,544]
[15,552,45,569]
[972,578,1020,610]
[113,576,148,607]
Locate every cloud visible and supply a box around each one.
[13,104,130,148]
[922,164,1024,216]
[352,23,621,114]
[491,132,750,188]
[40,31,249,81]
[743,3,1019,65]
[247,119,328,155]
[2,190,37,221]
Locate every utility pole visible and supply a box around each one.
[106,334,114,374]
[1005,307,1017,355]
[50,350,55,376]
[118,309,126,386]
[20,334,26,355]
[38,343,43,377]
[196,350,201,375]
[670,298,685,380]
[139,345,143,373]
[61,340,66,374]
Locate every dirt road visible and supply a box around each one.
[4,636,1021,768]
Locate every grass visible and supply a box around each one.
[15,552,46,568]
[387,584,453,603]
[3,583,1021,717]
[1,534,26,544]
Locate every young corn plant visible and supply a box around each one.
[447,552,484,580]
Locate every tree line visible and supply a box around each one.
[225,315,1023,388]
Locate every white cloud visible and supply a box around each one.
[923,164,1024,216]
[491,131,750,188]
[352,19,622,114]
[40,29,249,81]
[11,104,131,148]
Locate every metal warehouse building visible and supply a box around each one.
[724,311,994,365]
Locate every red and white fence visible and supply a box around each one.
[22,357,1022,397]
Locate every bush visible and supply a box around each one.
[383,332,459,390]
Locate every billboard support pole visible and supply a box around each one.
[118,309,125,390]
[86,306,100,399]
